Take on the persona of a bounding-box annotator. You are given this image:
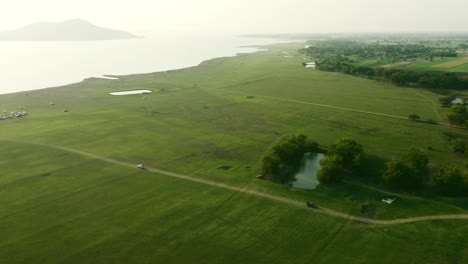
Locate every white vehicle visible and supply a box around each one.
[137,164,146,169]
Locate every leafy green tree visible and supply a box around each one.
[434,166,467,196]
[452,139,467,154]
[402,148,429,175]
[317,155,343,184]
[261,135,319,183]
[459,43,468,53]
[328,138,365,172]
[447,104,468,127]
[317,138,366,184]
[383,148,429,191]
[408,114,421,121]
[382,158,412,188]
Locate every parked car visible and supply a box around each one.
[137,164,146,169]
[307,202,318,209]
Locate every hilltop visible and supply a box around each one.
[0,19,140,41]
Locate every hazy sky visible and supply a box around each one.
[1,0,467,34]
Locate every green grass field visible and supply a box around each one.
[0,43,467,263]
[380,56,468,73]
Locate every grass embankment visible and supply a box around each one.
[0,43,467,263]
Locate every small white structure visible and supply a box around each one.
[305,62,316,69]
[382,198,396,204]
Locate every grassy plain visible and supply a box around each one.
[0,42,467,263]
[380,55,468,73]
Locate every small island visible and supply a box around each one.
[0,19,140,41]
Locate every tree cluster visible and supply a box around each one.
[383,148,468,196]
[302,40,458,61]
[452,138,468,155]
[447,104,468,127]
[317,138,365,184]
[433,166,468,196]
[261,135,468,197]
[382,148,429,191]
[315,57,468,90]
[261,135,319,183]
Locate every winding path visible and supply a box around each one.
[4,139,468,225]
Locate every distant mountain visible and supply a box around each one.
[0,19,140,41]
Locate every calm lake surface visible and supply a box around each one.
[0,33,289,94]
[291,153,325,190]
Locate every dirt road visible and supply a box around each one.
[5,139,468,225]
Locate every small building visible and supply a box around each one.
[305,62,316,69]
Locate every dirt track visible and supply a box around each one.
[5,139,468,225]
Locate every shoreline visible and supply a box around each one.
[0,38,303,96]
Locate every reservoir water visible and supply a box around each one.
[291,153,325,190]
[0,33,289,94]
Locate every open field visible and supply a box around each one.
[0,43,467,263]
[435,57,468,68]
[380,56,468,73]
[1,140,467,263]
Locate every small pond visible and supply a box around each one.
[291,153,325,190]
[451,97,464,105]
[110,90,152,96]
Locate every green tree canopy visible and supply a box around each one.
[452,139,467,154]
[328,137,365,171]
[433,166,467,196]
[317,138,366,184]
[261,135,319,184]
[447,104,468,127]
[383,148,429,191]
[317,155,343,184]
[408,114,421,121]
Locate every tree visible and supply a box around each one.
[434,166,467,196]
[261,135,319,184]
[328,138,365,172]
[383,148,429,191]
[317,155,343,184]
[459,43,468,53]
[447,104,468,127]
[390,72,408,86]
[452,139,467,154]
[408,114,421,121]
[383,158,412,188]
[402,148,429,176]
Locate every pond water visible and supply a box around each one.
[110,90,152,96]
[451,97,464,105]
[0,34,292,95]
[291,153,325,190]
